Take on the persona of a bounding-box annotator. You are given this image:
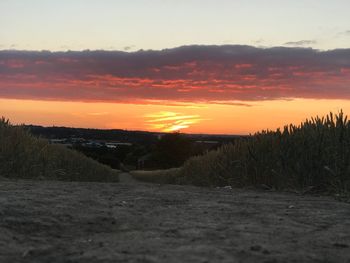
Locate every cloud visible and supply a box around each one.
[123,45,136,51]
[284,40,317,46]
[253,39,264,45]
[0,45,350,104]
[335,30,350,38]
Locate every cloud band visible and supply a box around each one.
[1,45,350,104]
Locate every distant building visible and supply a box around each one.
[50,139,67,144]
[82,141,104,148]
[106,142,132,149]
[71,138,85,143]
[195,140,219,145]
[49,139,72,148]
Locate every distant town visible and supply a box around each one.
[49,138,133,149]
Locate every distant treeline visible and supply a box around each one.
[25,125,240,170]
[26,125,160,145]
[26,125,240,144]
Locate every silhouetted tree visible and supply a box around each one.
[152,133,195,169]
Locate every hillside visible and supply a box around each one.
[0,118,118,182]
[133,112,350,196]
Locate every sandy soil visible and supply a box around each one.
[0,173,349,263]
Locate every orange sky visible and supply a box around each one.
[1,98,350,134]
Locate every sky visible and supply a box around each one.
[1,0,350,134]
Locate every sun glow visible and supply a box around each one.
[1,98,350,135]
[145,111,202,132]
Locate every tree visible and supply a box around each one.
[152,133,195,169]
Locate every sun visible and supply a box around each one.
[145,111,202,132]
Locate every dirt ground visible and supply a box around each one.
[0,173,349,263]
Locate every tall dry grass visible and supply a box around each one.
[135,112,350,194]
[0,117,118,182]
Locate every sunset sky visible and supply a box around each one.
[1,0,350,134]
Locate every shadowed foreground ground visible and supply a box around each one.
[0,173,349,263]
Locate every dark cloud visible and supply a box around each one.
[0,45,350,104]
[284,40,317,46]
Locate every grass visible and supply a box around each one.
[0,117,119,182]
[133,111,350,195]
[131,168,181,184]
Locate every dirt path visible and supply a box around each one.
[118,172,139,184]
[0,175,349,263]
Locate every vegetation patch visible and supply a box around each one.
[0,118,119,182]
[133,112,350,195]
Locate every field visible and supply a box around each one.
[133,112,350,197]
[0,118,119,182]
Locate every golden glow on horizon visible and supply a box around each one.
[145,111,203,132]
[1,98,350,134]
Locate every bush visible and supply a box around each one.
[0,117,119,182]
